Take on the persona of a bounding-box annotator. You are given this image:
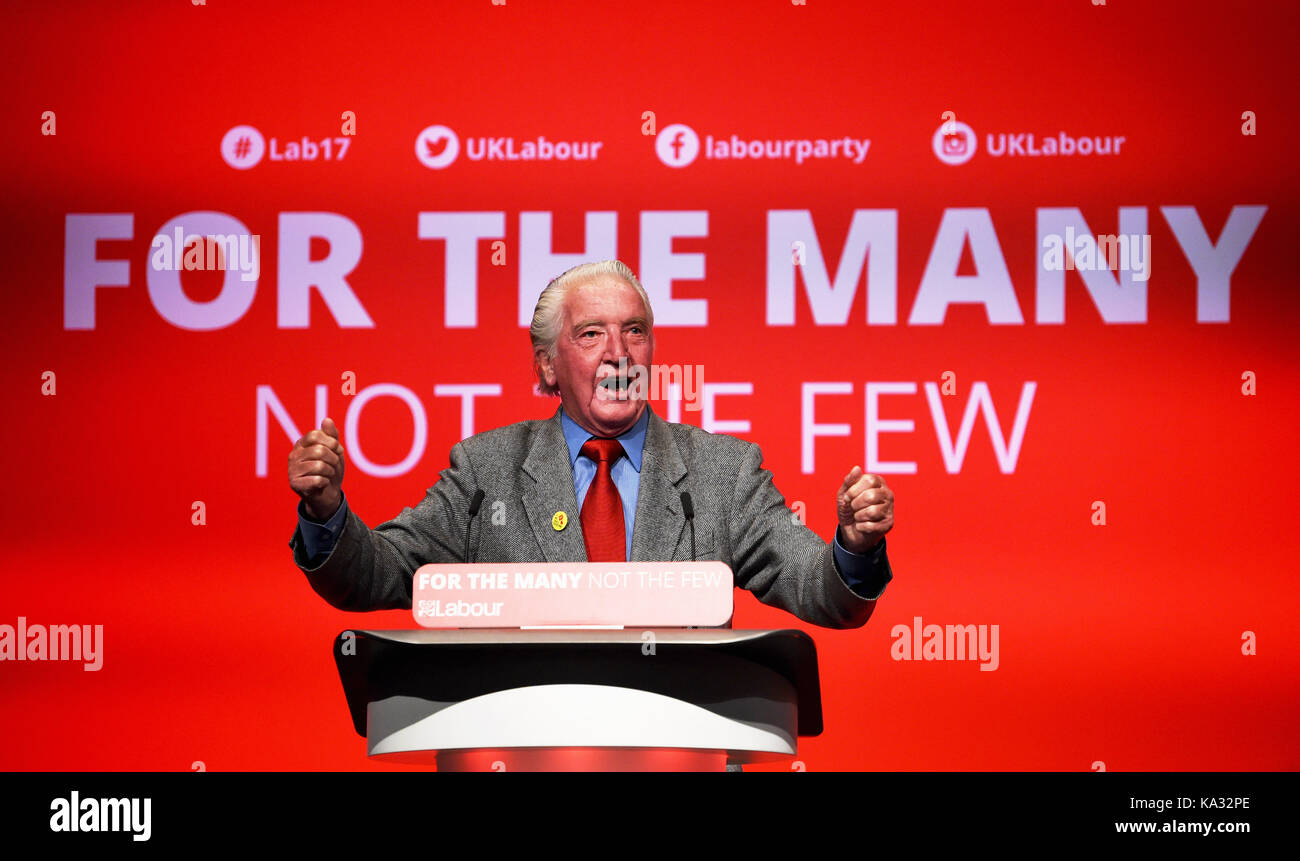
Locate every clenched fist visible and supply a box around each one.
[289,417,346,521]
[836,466,894,554]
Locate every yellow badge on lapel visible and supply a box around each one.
[551,511,568,531]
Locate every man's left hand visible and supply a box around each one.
[836,466,894,553]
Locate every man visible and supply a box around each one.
[288,260,896,628]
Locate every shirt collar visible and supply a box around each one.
[559,405,649,472]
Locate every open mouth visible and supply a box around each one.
[596,374,633,399]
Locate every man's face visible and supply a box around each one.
[540,276,654,437]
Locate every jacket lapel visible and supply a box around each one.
[521,409,588,563]
[629,408,689,562]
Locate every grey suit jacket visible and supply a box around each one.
[289,406,891,629]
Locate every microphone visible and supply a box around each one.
[680,491,697,562]
[465,489,486,564]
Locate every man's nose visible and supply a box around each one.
[603,330,630,362]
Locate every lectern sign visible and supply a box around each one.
[411,562,734,628]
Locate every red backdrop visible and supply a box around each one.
[2,0,1297,770]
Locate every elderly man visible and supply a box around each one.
[288,260,895,627]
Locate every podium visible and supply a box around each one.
[334,628,824,771]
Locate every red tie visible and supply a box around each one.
[579,438,626,562]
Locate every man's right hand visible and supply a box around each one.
[289,417,346,521]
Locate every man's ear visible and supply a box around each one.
[536,348,557,386]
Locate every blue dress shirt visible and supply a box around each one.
[560,406,647,561]
[296,407,888,598]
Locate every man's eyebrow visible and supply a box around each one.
[570,316,650,331]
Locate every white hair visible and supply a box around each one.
[529,260,654,396]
